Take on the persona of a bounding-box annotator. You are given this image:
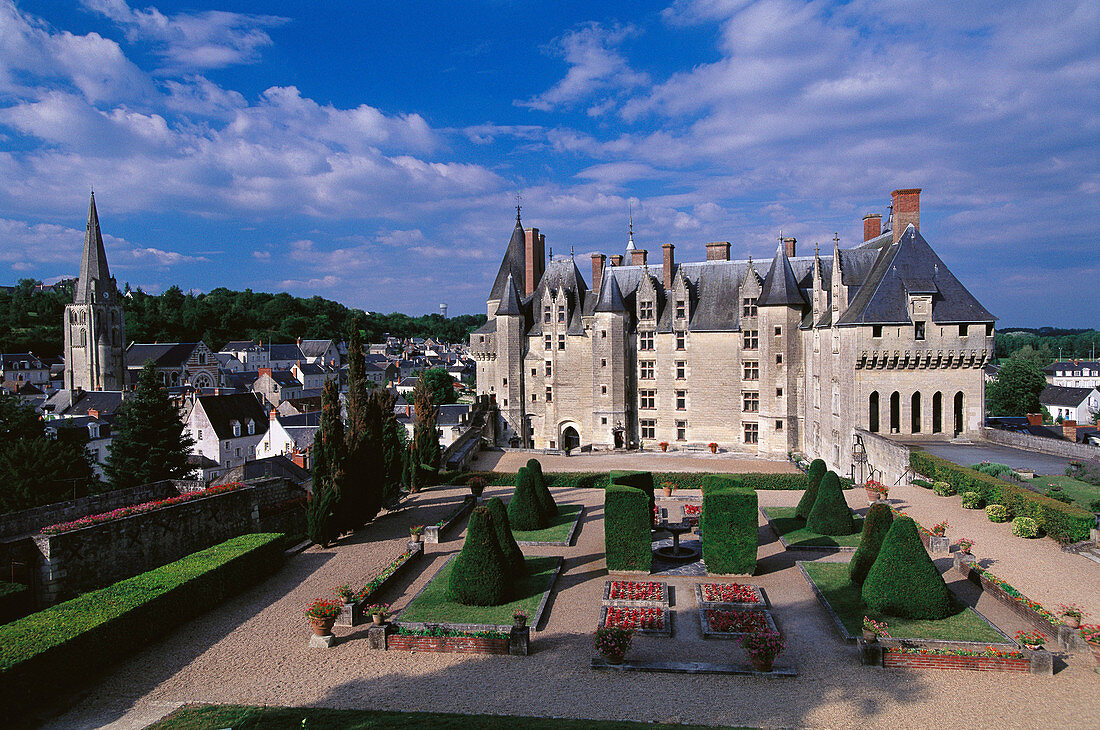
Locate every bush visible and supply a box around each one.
[1090,499,1100,513]
[1012,516,1040,538]
[610,471,655,524]
[911,478,934,489]
[527,459,558,519]
[932,481,955,496]
[449,471,839,492]
[862,516,953,619]
[849,502,894,585]
[985,504,1010,523]
[447,507,510,606]
[700,478,757,575]
[961,491,983,509]
[0,534,284,723]
[910,451,1094,543]
[1043,486,1073,505]
[796,459,828,519]
[806,471,856,536]
[604,484,652,572]
[485,497,526,577]
[507,467,546,530]
[970,462,1016,480]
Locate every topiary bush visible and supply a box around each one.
[849,502,894,584]
[527,458,558,519]
[610,471,655,525]
[1012,516,1040,538]
[447,507,510,606]
[985,504,1010,523]
[796,459,828,519]
[604,484,652,572]
[862,516,953,619]
[961,491,983,509]
[507,467,547,530]
[700,478,757,575]
[932,481,955,496]
[485,496,526,577]
[806,471,856,536]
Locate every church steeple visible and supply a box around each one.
[75,191,116,305]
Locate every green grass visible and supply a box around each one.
[802,562,1005,642]
[766,507,863,548]
[1028,475,1099,511]
[398,555,558,625]
[149,705,749,730]
[512,503,583,543]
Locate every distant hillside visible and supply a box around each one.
[0,279,486,356]
[995,327,1100,364]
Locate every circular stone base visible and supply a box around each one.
[653,545,701,562]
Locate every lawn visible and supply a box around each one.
[765,507,864,548]
[397,555,559,626]
[1028,475,1099,511]
[512,503,583,544]
[802,562,1005,642]
[149,705,749,730]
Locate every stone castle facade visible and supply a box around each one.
[471,189,996,473]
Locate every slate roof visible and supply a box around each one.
[758,244,809,308]
[279,411,322,427]
[1,353,46,370]
[221,340,260,351]
[196,393,270,440]
[495,272,523,316]
[299,340,335,358]
[42,388,125,417]
[1043,361,1100,374]
[268,343,306,361]
[1040,385,1098,407]
[126,343,201,368]
[489,215,527,303]
[75,193,115,304]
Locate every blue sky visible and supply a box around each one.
[1,0,1097,326]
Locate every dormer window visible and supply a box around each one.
[639,301,654,320]
[557,306,565,323]
[914,321,926,341]
[247,420,255,435]
[544,305,551,324]
[675,300,686,319]
[742,298,757,317]
[232,421,241,437]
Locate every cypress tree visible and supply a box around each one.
[486,496,526,577]
[806,471,856,535]
[413,378,441,471]
[863,516,953,619]
[308,378,344,546]
[507,466,546,530]
[795,458,827,519]
[341,324,370,528]
[447,506,510,606]
[527,458,557,519]
[380,397,405,506]
[849,502,895,584]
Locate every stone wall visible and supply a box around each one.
[854,429,912,488]
[980,427,1099,461]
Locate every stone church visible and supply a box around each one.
[471,188,996,472]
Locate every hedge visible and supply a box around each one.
[604,485,652,572]
[485,497,526,578]
[910,451,1094,543]
[610,471,655,524]
[806,471,856,536]
[0,583,28,625]
[447,507,510,606]
[796,459,828,519]
[527,459,558,519]
[450,471,843,491]
[862,517,952,619]
[700,477,757,575]
[849,502,894,584]
[0,533,285,723]
[507,467,545,530]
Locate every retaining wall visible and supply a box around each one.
[854,429,912,488]
[980,427,1099,461]
[882,650,1031,672]
[386,634,510,655]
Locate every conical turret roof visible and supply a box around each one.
[495,272,523,316]
[489,212,526,303]
[758,242,808,307]
[75,192,114,304]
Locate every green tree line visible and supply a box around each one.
[995,328,1100,364]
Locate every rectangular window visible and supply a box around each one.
[544,305,551,324]
[774,326,782,337]
[743,361,759,380]
[776,387,783,398]
[676,420,687,441]
[502,378,507,386]
[639,360,655,379]
[640,301,654,320]
[743,330,759,350]
[639,332,654,350]
[776,353,783,365]
[558,306,565,323]
[775,419,784,432]
[986,323,994,337]
[872,325,883,338]
[545,361,552,377]
[914,321,926,340]
[639,390,656,409]
[676,361,686,379]
[676,332,686,350]
[601,385,607,395]
[532,393,537,402]
[676,300,686,319]
[531,367,537,376]
[601,417,608,425]
[601,358,607,368]
[958,324,969,337]
[743,422,758,444]
[676,390,686,410]
[601,330,607,338]
[640,419,656,440]
[558,334,566,350]
[544,335,552,350]
[546,387,552,403]
[743,391,759,413]
[742,297,758,317]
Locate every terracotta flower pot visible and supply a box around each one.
[660,443,668,452]
[750,656,774,672]
[311,617,336,637]
[1088,642,1100,665]
[862,629,877,641]
[662,487,673,498]
[411,534,422,543]
[372,614,384,626]
[708,444,717,454]
[602,651,624,665]
[960,546,971,555]
[1063,615,1080,629]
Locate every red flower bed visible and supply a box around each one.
[701,583,759,604]
[684,503,701,526]
[605,606,664,630]
[38,483,244,535]
[706,609,769,634]
[608,580,665,602]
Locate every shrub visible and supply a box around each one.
[507,467,546,530]
[849,502,894,584]
[700,478,757,575]
[862,516,953,619]
[932,481,955,496]
[970,462,1016,480]
[449,471,839,492]
[1043,486,1073,505]
[610,471,655,523]
[795,459,828,519]
[527,458,558,519]
[806,471,855,536]
[447,507,510,606]
[911,478,934,489]
[960,491,983,509]
[985,504,1010,523]
[485,497,526,577]
[604,484,652,572]
[1090,499,1100,513]
[0,534,284,722]
[1012,516,1040,538]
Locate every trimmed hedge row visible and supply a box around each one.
[452,471,847,491]
[0,583,29,625]
[0,533,285,723]
[604,484,652,572]
[910,451,1094,543]
[700,477,757,575]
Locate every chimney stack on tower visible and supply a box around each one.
[891,189,921,244]
[591,253,606,295]
[863,213,882,242]
[783,237,796,257]
[662,243,675,290]
[610,254,624,267]
[631,248,648,266]
[706,242,731,261]
[524,228,545,296]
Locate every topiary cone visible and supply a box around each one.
[806,471,855,536]
[527,458,558,519]
[795,459,827,519]
[849,502,894,584]
[486,496,526,577]
[447,506,510,606]
[862,516,953,619]
[507,466,546,530]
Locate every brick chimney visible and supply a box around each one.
[270,408,278,422]
[891,188,921,243]
[259,367,272,378]
[591,253,606,294]
[524,228,545,297]
[783,237,796,257]
[662,243,675,290]
[609,254,623,267]
[863,213,882,242]
[87,408,99,419]
[631,248,648,266]
[1063,420,1077,442]
[706,242,730,261]
[1026,413,1043,425]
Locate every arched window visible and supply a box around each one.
[79,328,86,348]
[890,392,900,433]
[932,392,943,433]
[954,392,964,436]
[869,391,880,432]
[911,392,922,433]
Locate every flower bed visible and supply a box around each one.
[387,627,510,655]
[882,644,1031,673]
[700,582,761,605]
[705,608,771,635]
[424,496,474,543]
[603,606,665,631]
[607,580,665,602]
[335,545,423,627]
[38,483,244,535]
[683,503,701,526]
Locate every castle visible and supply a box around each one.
[471,188,996,472]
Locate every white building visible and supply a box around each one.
[1043,360,1100,389]
[1040,385,1100,424]
[184,393,270,470]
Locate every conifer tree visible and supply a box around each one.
[507,466,546,530]
[341,324,370,528]
[380,399,405,505]
[527,458,557,519]
[413,378,440,471]
[795,459,827,520]
[308,378,344,546]
[106,361,195,490]
[486,496,526,577]
[447,506,510,605]
[862,516,953,619]
[849,502,894,584]
[806,471,855,535]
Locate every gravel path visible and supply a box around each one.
[38,479,1100,730]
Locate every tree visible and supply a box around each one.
[419,367,457,406]
[805,471,856,536]
[412,378,441,471]
[527,458,557,519]
[795,459,827,520]
[486,496,526,577]
[862,516,953,619]
[105,361,195,491]
[849,502,894,584]
[341,324,374,528]
[507,466,545,530]
[447,506,510,606]
[308,378,345,547]
[987,356,1047,416]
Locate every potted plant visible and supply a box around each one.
[864,480,888,502]
[708,442,718,454]
[1080,624,1100,664]
[740,629,786,672]
[468,476,487,499]
[931,520,949,537]
[661,481,675,498]
[954,537,975,555]
[861,616,890,642]
[333,584,354,604]
[594,626,634,665]
[305,599,343,636]
[364,603,391,626]
[1015,630,1046,650]
[1059,604,1086,629]
[409,525,425,543]
[513,608,528,628]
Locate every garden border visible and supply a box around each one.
[424,495,475,544]
[598,604,672,637]
[694,582,767,609]
[859,638,1051,675]
[335,542,424,627]
[698,604,778,641]
[515,505,585,547]
[601,580,668,607]
[761,508,857,553]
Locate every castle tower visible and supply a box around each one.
[64,192,125,391]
